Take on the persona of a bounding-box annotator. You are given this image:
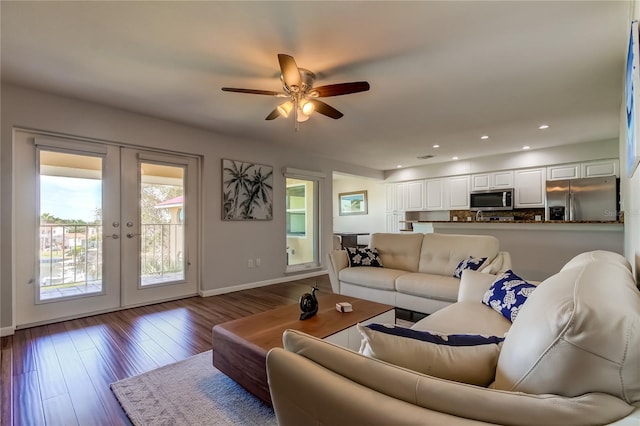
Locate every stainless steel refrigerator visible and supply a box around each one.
[545,176,618,222]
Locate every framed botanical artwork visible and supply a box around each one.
[222,159,273,220]
[339,190,368,216]
[626,20,640,178]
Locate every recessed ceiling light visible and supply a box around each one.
[522,146,531,150]
[480,135,489,140]
[538,124,549,130]
[433,144,440,148]
[452,156,459,160]
[396,165,403,168]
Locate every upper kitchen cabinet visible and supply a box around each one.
[547,159,619,181]
[514,168,545,208]
[405,180,425,210]
[425,176,470,210]
[390,180,424,212]
[471,170,514,191]
[547,163,580,181]
[425,178,446,210]
[447,175,470,210]
[395,182,407,211]
[581,159,619,178]
[385,183,396,212]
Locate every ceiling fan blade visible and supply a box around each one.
[278,54,301,90]
[309,100,344,119]
[222,87,284,96]
[311,81,370,97]
[265,108,280,120]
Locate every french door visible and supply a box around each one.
[14,133,200,327]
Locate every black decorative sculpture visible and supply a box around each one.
[299,284,319,320]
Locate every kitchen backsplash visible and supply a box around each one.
[449,209,545,222]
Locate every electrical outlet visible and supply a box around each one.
[247,259,254,268]
[255,258,261,267]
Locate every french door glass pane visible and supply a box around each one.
[140,162,185,286]
[38,150,103,301]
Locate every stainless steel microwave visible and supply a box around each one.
[469,188,514,211]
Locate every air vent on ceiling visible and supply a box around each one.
[417,154,435,160]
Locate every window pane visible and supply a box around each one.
[39,150,103,300]
[286,177,318,267]
[140,162,185,286]
[287,212,306,235]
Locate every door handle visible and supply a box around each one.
[105,234,119,239]
[126,233,141,238]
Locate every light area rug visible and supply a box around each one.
[110,350,277,426]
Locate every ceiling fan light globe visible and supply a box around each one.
[277,101,294,118]
[301,100,315,115]
[296,112,310,122]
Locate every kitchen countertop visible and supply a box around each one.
[416,220,623,224]
[419,220,624,232]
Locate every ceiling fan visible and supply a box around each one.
[222,54,370,130]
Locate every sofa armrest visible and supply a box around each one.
[481,251,512,275]
[272,329,634,426]
[457,270,499,303]
[326,250,348,294]
[267,347,487,426]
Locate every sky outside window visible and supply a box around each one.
[40,175,102,222]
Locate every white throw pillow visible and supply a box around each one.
[357,323,503,386]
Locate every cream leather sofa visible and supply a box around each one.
[267,251,640,425]
[327,232,511,314]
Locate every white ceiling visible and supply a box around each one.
[1,1,631,171]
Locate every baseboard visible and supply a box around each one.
[199,270,327,297]
[1,325,15,337]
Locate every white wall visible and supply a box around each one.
[0,83,383,330]
[332,174,387,246]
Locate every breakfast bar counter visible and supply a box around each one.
[416,221,624,281]
[429,221,623,232]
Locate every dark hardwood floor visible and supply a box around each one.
[1,275,332,426]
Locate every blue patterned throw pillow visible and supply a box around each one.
[453,256,488,278]
[482,270,536,322]
[346,247,383,267]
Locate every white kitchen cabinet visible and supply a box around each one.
[547,163,580,181]
[471,173,490,190]
[385,212,401,233]
[392,180,424,211]
[385,183,396,211]
[395,182,407,212]
[425,178,445,210]
[447,175,470,209]
[471,171,513,191]
[384,184,399,232]
[492,170,514,189]
[581,159,619,178]
[405,180,425,210]
[514,168,545,208]
[547,159,619,180]
[422,176,470,211]
[385,182,422,231]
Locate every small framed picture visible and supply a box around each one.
[339,190,368,216]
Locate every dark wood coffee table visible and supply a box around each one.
[212,293,394,405]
